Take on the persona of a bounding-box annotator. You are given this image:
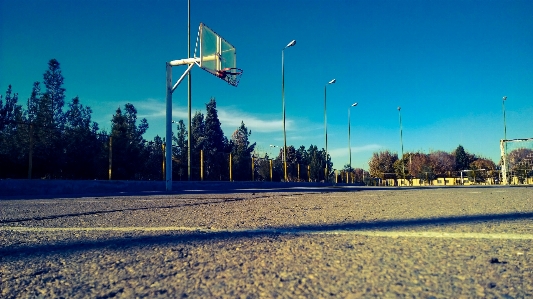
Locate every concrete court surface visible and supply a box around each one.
[1,186,532,298]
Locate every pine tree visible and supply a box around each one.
[42,59,66,127]
[145,135,164,180]
[190,111,205,180]
[26,82,40,124]
[203,98,226,180]
[172,120,188,180]
[454,145,468,171]
[231,121,256,181]
[0,85,21,129]
[30,59,68,178]
[307,145,326,182]
[63,96,101,178]
[0,85,25,178]
[110,103,149,180]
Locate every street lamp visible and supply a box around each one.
[282,40,296,183]
[324,79,336,179]
[348,103,358,170]
[398,106,404,179]
[502,96,508,185]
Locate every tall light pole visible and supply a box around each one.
[324,79,336,179]
[398,106,404,179]
[282,40,296,182]
[502,96,508,185]
[502,96,507,141]
[348,102,358,170]
[187,0,192,181]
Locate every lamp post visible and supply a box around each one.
[348,102,358,170]
[398,106,404,180]
[502,96,507,141]
[187,0,192,182]
[502,96,508,185]
[324,79,336,179]
[282,40,296,183]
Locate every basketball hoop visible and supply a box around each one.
[216,67,243,87]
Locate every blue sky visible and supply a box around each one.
[2,0,532,170]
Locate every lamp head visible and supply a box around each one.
[285,40,296,48]
[352,103,358,107]
[503,96,507,101]
[398,106,401,111]
[328,79,336,84]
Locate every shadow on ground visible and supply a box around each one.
[2,211,532,260]
[1,179,519,200]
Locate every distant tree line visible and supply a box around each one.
[0,59,255,181]
[254,145,333,182]
[176,98,335,182]
[1,59,109,179]
[0,59,336,182]
[366,144,532,183]
[6,60,525,183]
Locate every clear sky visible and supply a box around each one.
[2,0,532,170]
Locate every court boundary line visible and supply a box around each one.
[2,226,532,240]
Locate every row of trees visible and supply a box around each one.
[0,59,258,180]
[0,60,160,180]
[0,59,334,182]
[254,145,333,182]
[171,98,257,181]
[367,144,532,183]
[173,98,335,182]
[3,59,530,183]
[1,59,108,179]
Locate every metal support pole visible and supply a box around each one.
[200,149,203,181]
[108,136,113,180]
[229,153,232,182]
[282,49,287,182]
[348,107,351,169]
[162,144,166,181]
[165,63,173,191]
[324,85,328,180]
[251,156,255,181]
[500,139,507,185]
[28,124,33,179]
[502,96,508,185]
[270,160,273,182]
[502,96,507,141]
[164,61,194,191]
[348,102,357,172]
[187,0,192,182]
[398,106,404,180]
[281,41,295,182]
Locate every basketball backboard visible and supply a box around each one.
[194,23,242,86]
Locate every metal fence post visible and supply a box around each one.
[229,153,232,182]
[108,137,112,180]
